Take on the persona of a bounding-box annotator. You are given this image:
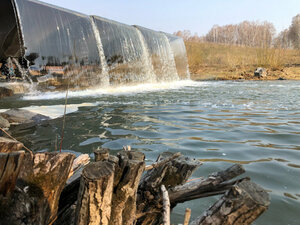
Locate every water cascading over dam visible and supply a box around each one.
[0,0,190,90]
[91,16,156,85]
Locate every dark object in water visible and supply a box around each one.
[0,0,189,90]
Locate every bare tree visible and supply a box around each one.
[288,14,300,49]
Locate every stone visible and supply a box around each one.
[0,115,10,128]
[0,108,50,124]
[254,67,268,78]
[0,87,13,98]
[0,137,23,153]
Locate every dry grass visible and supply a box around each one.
[185,41,300,80]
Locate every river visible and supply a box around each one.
[1,80,299,225]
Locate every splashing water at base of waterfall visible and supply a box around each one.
[22,79,195,101]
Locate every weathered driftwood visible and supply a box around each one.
[94,148,109,161]
[110,151,145,225]
[0,136,23,153]
[137,152,202,225]
[56,170,82,225]
[75,161,115,225]
[0,152,75,225]
[139,152,202,191]
[19,152,75,223]
[0,146,269,225]
[55,151,119,225]
[169,164,246,206]
[190,180,270,225]
[55,154,90,223]
[68,153,90,178]
[161,185,170,225]
[0,151,25,196]
[145,152,181,171]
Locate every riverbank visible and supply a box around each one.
[185,41,300,81]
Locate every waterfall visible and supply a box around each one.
[135,26,179,82]
[90,17,109,86]
[164,33,190,80]
[92,16,159,85]
[2,0,190,91]
[162,33,180,81]
[134,27,156,83]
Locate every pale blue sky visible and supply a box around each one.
[42,0,299,35]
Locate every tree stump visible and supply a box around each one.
[75,161,115,225]
[0,152,75,225]
[137,152,202,225]
[0,151,25,196]
[68,154,90,178]
[109,151,145,225]
[94,148,109,161]
[190,180,270,225]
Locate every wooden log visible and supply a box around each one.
[0,152,75,225]
[55,151,120,225]
[68,154,90,178]
[0,137,23,153]
[56,154,90,220]
[75,161,115,225]
[94,148,109,161]
[55,172,82,224]
[145,152,181,171]
[0,151,25,196]
[54,203,77,225]
[137,152,201,225]
[109,151,145,225]
[161,185,170,225]
[139,152,202,190]
[169,164,246,206]
[190,180,270,225]
[183,208,191,225]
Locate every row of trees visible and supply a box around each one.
[174,14,300,49]
[275,14,300,49]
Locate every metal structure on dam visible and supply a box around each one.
[0,0,189,90]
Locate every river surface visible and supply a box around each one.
[1,80,299,225]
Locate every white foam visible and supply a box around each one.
[22,80,201,100]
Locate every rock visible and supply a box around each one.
[278,77,286,80]
[0,108,50,124]
[254,67,268,78]
[0,87,13,98]
[0,137,23,153]
[0,116,10,128]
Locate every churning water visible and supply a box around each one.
[1,80,299,225]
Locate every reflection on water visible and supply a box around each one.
[2,80,300,225]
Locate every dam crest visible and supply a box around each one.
[0,0,190,91]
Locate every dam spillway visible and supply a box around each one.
[0,0,189,90]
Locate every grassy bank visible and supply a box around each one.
[185,41,300,80]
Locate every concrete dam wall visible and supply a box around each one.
[0,0,189,90]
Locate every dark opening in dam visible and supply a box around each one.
[0,0,189,90]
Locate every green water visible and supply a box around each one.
[1,80,299,224]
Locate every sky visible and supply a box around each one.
[41,0,300,36]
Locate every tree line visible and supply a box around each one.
[174,14,300,49]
